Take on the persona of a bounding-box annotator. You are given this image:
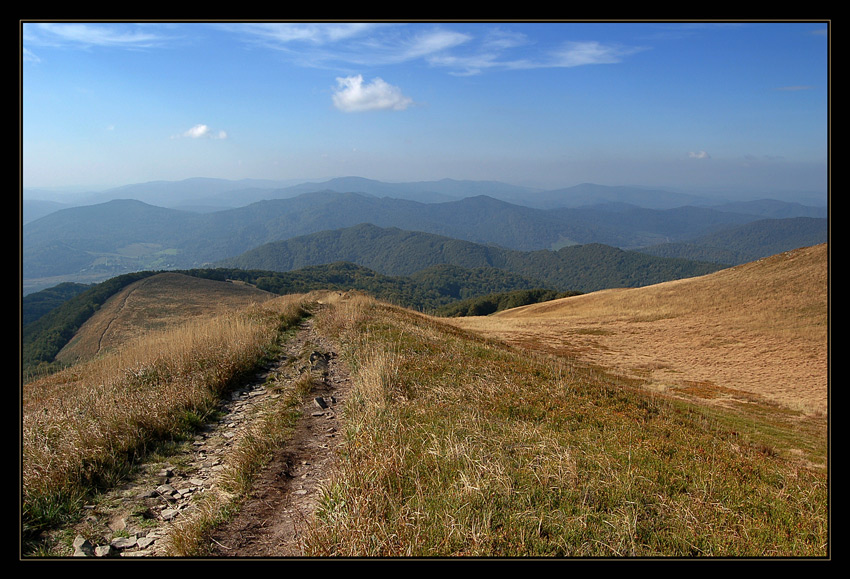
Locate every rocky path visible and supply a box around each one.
[66,315,351,558]
[206,321,350,557]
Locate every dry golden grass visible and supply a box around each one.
[22,276,829,556]
[306,292,828,556]
[449,244,828,417]
[22,292,310,537]
[55,272,276,364]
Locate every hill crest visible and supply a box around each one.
[55,272,276,364]
[216,223,726,293]
[451,243,828,416]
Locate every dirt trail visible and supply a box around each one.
[51,313,351,558]
[205,318,351,557]
[95,277,148,355]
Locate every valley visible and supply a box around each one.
[20,239,829,558]
[20,177,830,559]
[20,17,831,559]
[22,178,827,295]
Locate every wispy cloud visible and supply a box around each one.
[174,124,228,139]
[22,47,40,63]
[400,28,471,60]
[228,22,377,46]
[226,23,472,71]
[549,41,642,67]
[23,22,646,76]
[429,35,645,76]
[332,75,413,113]
[227,23,642,75]
[689,150,711,159]
[432,38,646,76]
[23,22,168,49]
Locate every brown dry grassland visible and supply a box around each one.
[304,291,828,556]
[22,288,310,544]
[56,272,276,364]
[449,244,828,420]
[21,246,829,557]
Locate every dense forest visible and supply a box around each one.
[21,281,93,327]
[434,288,582,317]
[188,263,552,311]
[217,224,726,293]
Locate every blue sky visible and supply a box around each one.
[22,21,829,200]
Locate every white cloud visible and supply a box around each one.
[228,24,642,76]
[176,124,228,139]
[332,75,413,113]
[231,22,376,45]
[689,150,711,159]
[550,41,643,67]
[402,29,471,60]
[23,22,166,49]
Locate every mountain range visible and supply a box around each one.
[21,177,828,295]
[215,223,726,294]
[23,176,827,219]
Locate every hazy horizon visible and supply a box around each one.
[22,21,828,202]
[21,174,828,208]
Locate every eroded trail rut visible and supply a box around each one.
[206,318,352,557]
[60,313,352,558]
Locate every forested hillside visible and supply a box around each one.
[21,282,92,327]
[636,217,828,264]
[24,189,821,292]
[217,224,725,293]
[22,272,159,375]
[434,288,582,317]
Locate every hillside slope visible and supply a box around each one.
[25,190,818,291]
[24,262,556,378]
[636,216,827,265]
[23,276,828,557]
[55,272,276,364]
[450,244,828,416]
[216,223,725,293]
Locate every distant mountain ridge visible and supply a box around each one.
[520,182,709,209]
[22,188,827,294]
[635,217,828,264]
[216,223,727,293]
[24,175,827,215]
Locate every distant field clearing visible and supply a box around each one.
[448,244,828,417]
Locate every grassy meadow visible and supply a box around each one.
[303,292,827,557]
[20,246,829,557]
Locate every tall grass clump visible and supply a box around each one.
[306,296,828,557]
[22,295,311,540]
